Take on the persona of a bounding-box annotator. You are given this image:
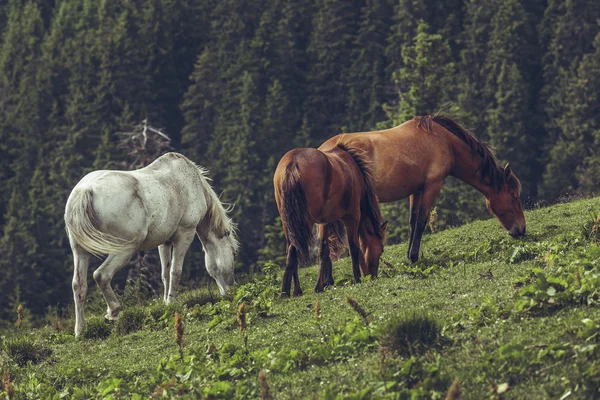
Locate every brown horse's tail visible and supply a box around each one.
[335,141,386,241]
[279,162,312,265]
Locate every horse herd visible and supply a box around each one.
[64,115,526,336]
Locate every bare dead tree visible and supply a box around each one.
[117,120,174,298]
[117,119,174,170]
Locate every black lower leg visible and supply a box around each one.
[349,243,361,284]
[282,245,298,297]
[409,211,429,263]
[315,232,333,292]
[293,270,303,296]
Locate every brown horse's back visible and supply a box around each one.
[319,120,453,202]
[274,147,363,225]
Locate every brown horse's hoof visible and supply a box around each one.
[409,253,419,263]
[280,291,290,298]
[293,288,303,297]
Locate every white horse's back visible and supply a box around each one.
[65,153,206,254]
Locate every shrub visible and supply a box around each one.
[179,290,214,308]
[145,301,180,329]
[115,308,146,336]
[83,316,112,340]
[379,311,441,357]
[2,337,52,366]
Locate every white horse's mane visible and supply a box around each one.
[181,155,239,250]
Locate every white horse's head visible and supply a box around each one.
[205,229,239,295]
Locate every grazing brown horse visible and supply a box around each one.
[273,141,386,297]
[319,115,526,263]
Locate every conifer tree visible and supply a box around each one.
[387,20,455,125]
[456,0,494,132]
[483,0,537,196]
[346,0,392,131]
[540,0,600,197]
[0,1,52,319]
[302,0,362,143]
[543,32,600,196]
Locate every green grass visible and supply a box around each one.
[2,198,600,399]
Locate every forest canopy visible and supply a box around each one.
[0,0,599,322]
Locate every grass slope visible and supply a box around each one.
[3,197,600,399]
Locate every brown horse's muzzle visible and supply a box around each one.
[509,225,526,238]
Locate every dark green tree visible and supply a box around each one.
[540,0,600,198]
[483,0,538,197]
[346,0,393,131]
[302,0,362,143]
[543,32,600,196]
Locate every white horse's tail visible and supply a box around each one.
[65,188,136,257]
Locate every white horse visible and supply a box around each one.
[64,152,238,337]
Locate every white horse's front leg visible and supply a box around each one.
[93,252,135,320]
[158,243,173,302]
[167,230,195,304]
[72,244,91,337]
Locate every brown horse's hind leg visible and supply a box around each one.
[293,268,303,297]
[282,243,300,297]
[315,224,333,292]
[408,182,442,263]
[343,217,364,284]
[408,191,423,260]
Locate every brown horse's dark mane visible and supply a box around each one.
[414,114,521,193]
[334,139,386,241]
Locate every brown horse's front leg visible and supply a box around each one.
[408,183,442,263]
[315,224,333,292]
[408,191,423,260]
[282,244,299,297]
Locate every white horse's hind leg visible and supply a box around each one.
[167,230,195,304]
[71,244,91,337]
[158,243,172,302]
[93,251,135,320]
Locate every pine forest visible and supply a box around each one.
[1,0,599,324]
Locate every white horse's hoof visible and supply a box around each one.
[166,296,177,305]
[104,308,121,321]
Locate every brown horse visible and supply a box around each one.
[319,115,526,263]
[273,141,386,297]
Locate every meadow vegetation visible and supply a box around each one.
[2,197,600,399]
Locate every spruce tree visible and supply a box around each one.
[0,1,52,320]
[483,0,536,197]
[346,0,393,131]
[387,20,455,125]
[540,0,600,197]
[543,32,600,196]
[302,0,362,143]
[456,0,494,133]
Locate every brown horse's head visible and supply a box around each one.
[485,163,526,238]
[361,220,387,277]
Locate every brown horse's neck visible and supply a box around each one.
[450,140,498,199]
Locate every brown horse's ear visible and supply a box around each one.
[381,220,388,231]
[503,162,512,182]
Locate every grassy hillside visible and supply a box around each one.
[2,197,600,399]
